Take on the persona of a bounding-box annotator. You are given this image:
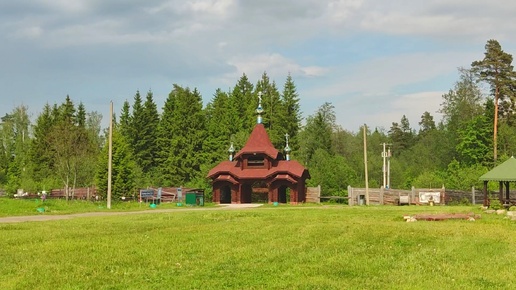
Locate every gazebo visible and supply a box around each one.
[479,156,516,208]
[207,94,310,204]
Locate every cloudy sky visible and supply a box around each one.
[1,0,516,132]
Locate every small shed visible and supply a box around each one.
[479,156,516,207]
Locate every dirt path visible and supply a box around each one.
[0,204,264,224]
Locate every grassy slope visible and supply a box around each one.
[0,205,515,289]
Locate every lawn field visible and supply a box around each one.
[0,204,515,289]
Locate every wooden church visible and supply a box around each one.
[208,93,310,204]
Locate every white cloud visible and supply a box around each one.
[186,0,235,15]
[2,0,516,133]
[356,0,516,41]
[19,26,44,39]
[306,51,475,102]
[37,0,89,13]
[220,53,328,86]
[332,91,445,132]
[326,0,363,23]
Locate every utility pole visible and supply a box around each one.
[382,143,386,188]
[363,124,369,205]
[381,143,392,189]
[387,147,391,189]
[107,101,113,209]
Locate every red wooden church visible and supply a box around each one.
[208,93,310,204]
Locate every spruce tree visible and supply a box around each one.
[204,89,232,163]
[76,102,86,127]
[137,90,159,176]
[299,102,335,166]
[119,100,132,142]
[278,74,302,155]
[156,90,177,175]
[30,104,56,183]
[254,72,282,148]
[228,74,254,137]
[159,85,206,186]
[96,126,136,200]
[58,95,75,125]
[128,91,145,175]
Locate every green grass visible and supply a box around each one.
[0,198,216,217]
[0,205,515,289]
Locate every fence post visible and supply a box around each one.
[380,186,384,205]
[471,186,475,205]
[411,186,415,204]
[348,185,353,206]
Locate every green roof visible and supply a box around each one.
[479,156,516,181]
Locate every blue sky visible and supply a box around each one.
[1,0,516,132]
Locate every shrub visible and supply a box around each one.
[489,198,502,210]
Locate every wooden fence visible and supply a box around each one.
[48,187,98,200]
[139,187,203,203]
[446,188,516,205]
[305,185,321,203]
[348,186,446,206]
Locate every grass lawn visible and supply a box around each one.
[0,198,217,217]
[0,204,515,289]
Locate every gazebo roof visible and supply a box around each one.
[479,156,516,182]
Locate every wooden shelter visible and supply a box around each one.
[208,94,310,204]
[479,156,516,207]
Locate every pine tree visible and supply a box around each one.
[389,115,414,154]
[418,111,436,137]
[471,39,516,161]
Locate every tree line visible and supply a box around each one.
[1,39,515,199]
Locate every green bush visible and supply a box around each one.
[489,198,502,210]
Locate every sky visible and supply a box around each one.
[1,0,516,133]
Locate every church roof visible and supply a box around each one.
[234,124,279,160]
[207,159,308,181]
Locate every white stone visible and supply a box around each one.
[496,209,506,215]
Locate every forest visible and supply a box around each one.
[1,39,515,200]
